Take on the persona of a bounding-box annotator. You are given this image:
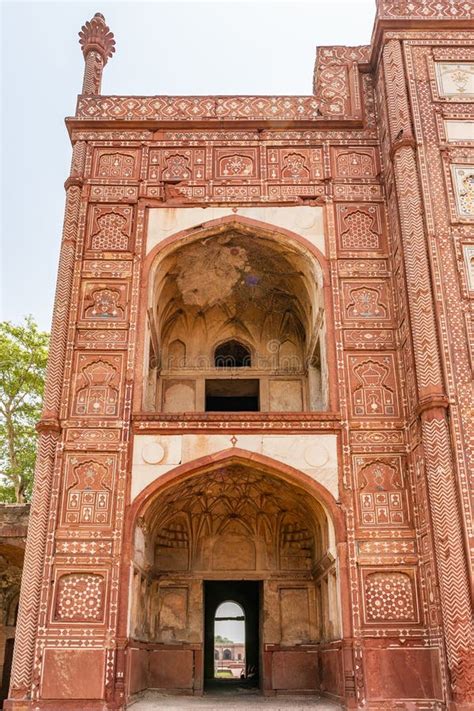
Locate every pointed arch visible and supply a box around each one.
[134,214,338,413]
[125,448,345,547]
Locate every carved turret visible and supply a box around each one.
[78,12,115,95]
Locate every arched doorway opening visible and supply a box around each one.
[208,595,252,687]
[126,455,344,699]
[141,219,331,413]
[213,601,246,679]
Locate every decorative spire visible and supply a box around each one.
[78,13,115,95]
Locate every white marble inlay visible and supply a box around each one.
[444,120,474,142]
[436,63,474,98]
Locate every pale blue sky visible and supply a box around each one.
[215,601,245,643]
[1,0,375,331]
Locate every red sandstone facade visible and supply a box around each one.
[5,2,474,709]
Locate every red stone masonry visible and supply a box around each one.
[5,1,474,709]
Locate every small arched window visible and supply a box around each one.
[214,340,251,368]
[214,600,246,679]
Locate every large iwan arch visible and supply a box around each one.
[121,450,348,698]
[134,215,338,415]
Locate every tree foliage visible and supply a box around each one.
[0,318,49,502]
[214,634,235,644]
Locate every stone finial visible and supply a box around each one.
[78,13,115,95]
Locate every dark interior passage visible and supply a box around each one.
[205,379,259,411]
[0,639,14,709]
[204,581,260,690]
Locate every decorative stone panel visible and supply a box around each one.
[78,280,129,324]
[363,570,418,625]
[341,280,392,323]
[335,204,385,252]
[346,353,400,418]
[463,245,474,291]
[266,148,324,181]
[148,148,205,181]
[354,456,410,527]
[53,573,105,622]
[61,453,116,527]
[444,120,474,142]
[331,148,379,180]
[82,259,133,279]
[213,148,259,179]
[70,352,124,418]
[451,165,474,218]
[92,148,140,180]
[89,185,138,203]
[435,63,474,98]
[86,205,134,252]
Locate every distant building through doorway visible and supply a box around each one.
[214,601,246,679]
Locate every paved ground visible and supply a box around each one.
[128,689,342,710]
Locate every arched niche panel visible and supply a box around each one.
[129,462,341,646]
[142,220,328,413]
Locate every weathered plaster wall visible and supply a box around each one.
[147,206,325,254]
[131,433,339,501]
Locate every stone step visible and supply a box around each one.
[128,693,342,710]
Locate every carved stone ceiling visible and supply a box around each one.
[145,464,327,547]
[155,231,317,346]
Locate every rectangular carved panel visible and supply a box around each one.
[361,568,419,626]
[78,280,130,324]
[266,148,323,181]
[53,572,106,622]
[70,352,125,418]
[341,280,392,323]
[343,329,395,350]
[89,185,138,203]
[86,205,134,252]
[82,259,133,279]
[331,147,379,180]
[213,147,259,179]
[354,455,411,528]
[435,62,474,99]
[61,452,117,527]
[336,204,385,253]
[451,164,474,218]
[148,148,205,181]
[92,148,141,180]
[346,353,400,419]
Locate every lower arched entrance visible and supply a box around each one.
[205,582,258,688]
[126,456,344,701]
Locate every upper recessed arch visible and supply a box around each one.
[141,215,330,413]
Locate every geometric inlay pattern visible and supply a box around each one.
[54,573,105,621]
[365,572,415,622]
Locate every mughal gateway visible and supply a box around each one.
[1,0,474,708]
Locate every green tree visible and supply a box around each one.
[214,634,234,644]
[0,318,49,502]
